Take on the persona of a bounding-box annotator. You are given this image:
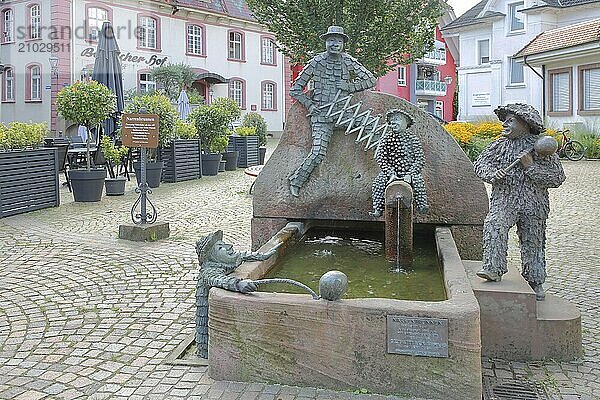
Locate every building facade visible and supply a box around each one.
[0,0,285,135]
[376,24,457,122]
[441,0,600,123]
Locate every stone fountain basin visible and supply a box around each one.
[207,223,482,399]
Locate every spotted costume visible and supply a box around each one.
[371,124,429,215]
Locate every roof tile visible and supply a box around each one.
[515,18,600,57]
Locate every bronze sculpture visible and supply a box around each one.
[473,103,565,301]
[371,109,429,217]
[288,26,377,197]
[195,230,279,358]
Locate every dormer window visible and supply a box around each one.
[508,2,525,32]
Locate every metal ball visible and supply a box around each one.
[318,270,348,301]
[534,135,558,156]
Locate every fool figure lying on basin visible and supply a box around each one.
[473,103,565,301]
[195,230,279,358]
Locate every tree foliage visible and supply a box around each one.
[150,63,198,101]
[246,0,446,76]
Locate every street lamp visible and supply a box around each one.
[49,55,59,77]
[444,76,453,85]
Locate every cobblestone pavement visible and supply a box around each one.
[0,142,598,400]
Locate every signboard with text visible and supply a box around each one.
[387,315,449,357]
[472,92,491,107]
[121,113,159,148]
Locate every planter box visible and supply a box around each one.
[160,139,202,182]
[228,135,259,168]
[0,148,60,217]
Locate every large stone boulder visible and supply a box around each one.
[252,91,488,258]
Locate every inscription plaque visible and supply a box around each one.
[121,113,159,148]
[386,315,449,358]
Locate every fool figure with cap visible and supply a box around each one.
[288,26,377,197]
[195,230,279,358]
[473,103,565,301]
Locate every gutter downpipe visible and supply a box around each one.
[524,55,546,119]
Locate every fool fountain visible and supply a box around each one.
[194,26,582,400]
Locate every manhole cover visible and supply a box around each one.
[483,377,548,400]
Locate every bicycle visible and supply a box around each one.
[555,129,585,161]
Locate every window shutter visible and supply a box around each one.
[552,72,570,112]
[583,68,600,110]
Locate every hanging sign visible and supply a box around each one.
[121,113,159,148]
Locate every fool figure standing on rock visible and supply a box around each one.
[288,26,377,197]
[370,109,429,217]
[473,103,565,301]
[195,230,279,358]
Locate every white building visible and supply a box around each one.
[442,0,600,126]
[0,0,285,135]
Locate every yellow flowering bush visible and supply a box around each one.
[444,120,504,160]
[444,122,476,144]
[0,121,48,151]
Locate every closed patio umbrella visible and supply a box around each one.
[177,89,191,120]
[92,21,124,139]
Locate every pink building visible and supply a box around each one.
[376,26,457,122]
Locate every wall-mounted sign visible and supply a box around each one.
[386,315,449,358]
[81,48,168,67]
[121,113,159,148]
[472,92,491,107]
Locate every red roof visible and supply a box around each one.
[515,18,600,57]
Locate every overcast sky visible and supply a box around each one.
[447,0,481,17]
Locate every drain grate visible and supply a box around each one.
[483,377,548,400]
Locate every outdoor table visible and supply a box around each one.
[244,165,263,194]
[67,146,98,168]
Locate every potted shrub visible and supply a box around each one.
[232,126,260,168]
[189,101,238,176]
[242,112,268,164]
[100,136,128,195]
[124,93,177,188]
[56,80,116,202]
[160,119,202,182]
[0,121,60,217]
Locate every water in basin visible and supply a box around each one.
[261,229,446,301]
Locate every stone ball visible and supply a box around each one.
[534,135,558,156]
[318,270,348,301]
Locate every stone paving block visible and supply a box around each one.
[14,390,46,400]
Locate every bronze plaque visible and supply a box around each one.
[386,315,449,357]
[121,113,159,148]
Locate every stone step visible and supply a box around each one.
[463,260,582,361]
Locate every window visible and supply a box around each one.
[187,24,204,55]
[138,16,158,49]
[27,65,42,101]
[2,9,14,42]
[509,57,524,85]
[228,31,244,61]
[229,79,245,108]
[2,67,14,102]
[87,7,110,41]
[508,2,525,32]
[261,37,275,65]
[478,40,490,64]
[397,66,407,86]
[261,81,276,110]
[548,68,571,116]
[579,64,600,115]
[139,72,156,93]
[435,101,444,119]
[29,4,41,40]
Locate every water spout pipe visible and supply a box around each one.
[384,181,414,269]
